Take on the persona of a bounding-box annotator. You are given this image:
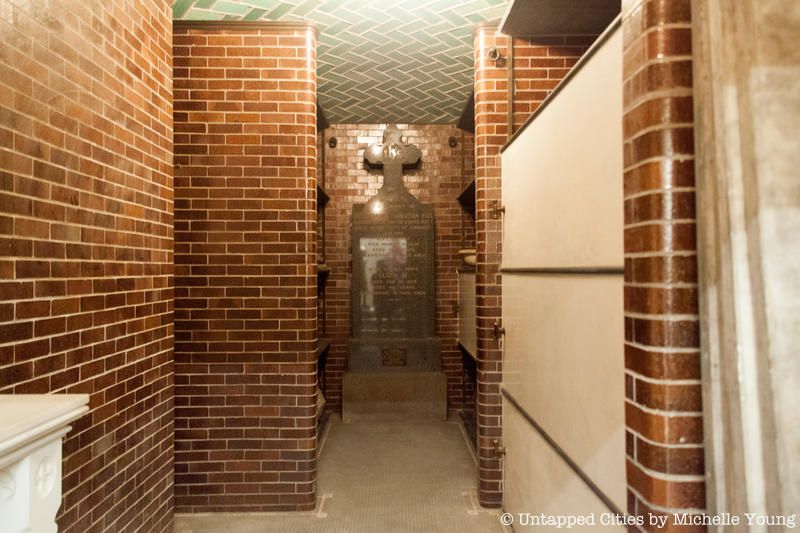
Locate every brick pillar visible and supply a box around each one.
[473,23,506,508]
[172,21,318,512]
[622,1,706,528]
[472,22,595,509]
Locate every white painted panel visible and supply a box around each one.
[501,28,623,269]
[499,23,625,517]
[458,271,476,357]
[503,274,626,510]
[503,400,626,532]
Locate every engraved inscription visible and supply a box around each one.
[382,348,408,367]
[352,198,435,339]
[349,126,440,372]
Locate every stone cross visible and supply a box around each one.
[364,125,422,190]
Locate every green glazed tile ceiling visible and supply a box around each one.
[173,0,507,124]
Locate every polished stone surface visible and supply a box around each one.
[347,338,440,373]
[175,418,507,533]
[350,126,439,372]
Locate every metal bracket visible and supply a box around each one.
[490,200,505,219]
[492,439,506,459]
[492,320,505,340]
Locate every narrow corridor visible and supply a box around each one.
[1,1,797,531]
[175,419,507,533]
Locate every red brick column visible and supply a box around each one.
[473,23,594,508]
[622,1,706,528]
[172,21,318,512]
[473,24,507,508]
[0,1,174,531]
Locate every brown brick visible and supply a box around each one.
[0,1,174,532]
[635,437,704,476]
[173,22,317,513]
[623,0,704,521]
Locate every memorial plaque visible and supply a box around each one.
[382,348,407,367]
[349,126,440,372]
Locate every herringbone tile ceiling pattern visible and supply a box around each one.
[173,0,507,124]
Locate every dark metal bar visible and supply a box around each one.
[507,37,515,140]
[460,130,467,249]
[456,91,475,133]
[500,266,623,275]
[320,132,327,335]
[501,388,626,517]
[317,104,330,131]
[458,340,477,362]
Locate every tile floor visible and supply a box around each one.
[175,417,507,533]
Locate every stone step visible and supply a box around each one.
[342,371,447,422]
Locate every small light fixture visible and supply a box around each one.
[448,136,458,148]
[328,137,337,148]
[371,200,384,215]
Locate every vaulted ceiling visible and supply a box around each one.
[172,0,507,124]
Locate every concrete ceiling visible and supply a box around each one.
[173,0,508,125]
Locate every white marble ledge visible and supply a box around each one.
[0,394,89,470]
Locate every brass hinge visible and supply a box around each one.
[490,200,506,219]
[493,439,506,459]
[492,320,505,340]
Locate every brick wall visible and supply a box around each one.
[0,0,174,531]
[172,21,318,512]
[621,1,705,529]
[512,35,596,129]
[472,23,594,507]
[317,124,475,415]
